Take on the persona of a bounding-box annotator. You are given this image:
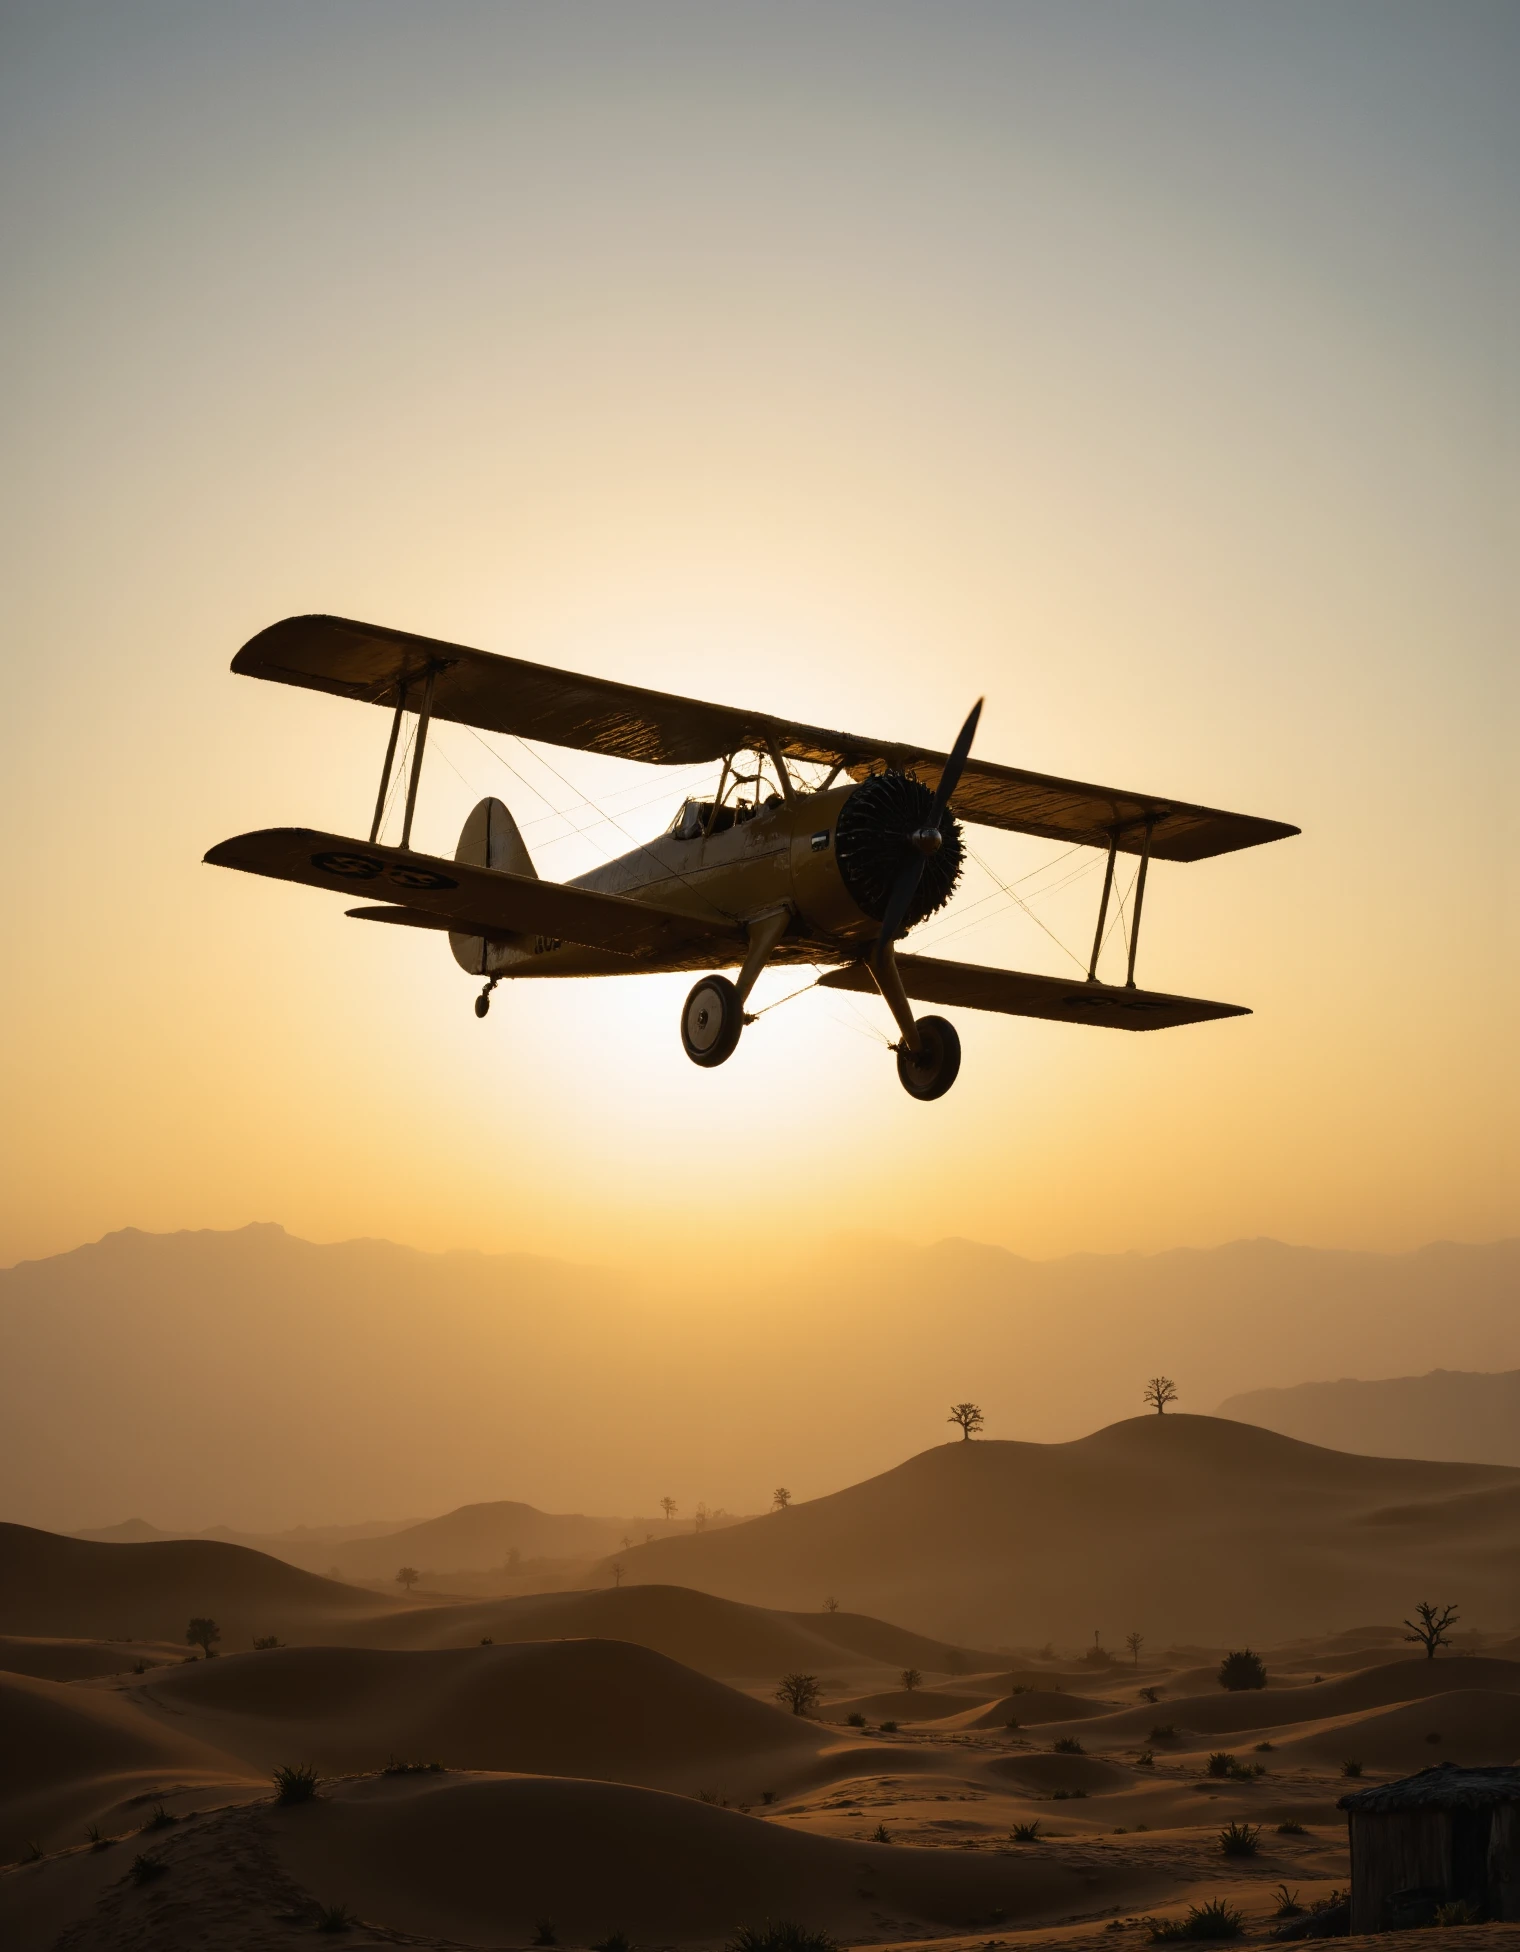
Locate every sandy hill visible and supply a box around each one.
[5,1223,1516,1535]
[0,1525,382,1645]
[1218,1368,1520,1466]
[604,1417,1520,1644]
[136,1638,828,1792]
[354,1582,1001,1678]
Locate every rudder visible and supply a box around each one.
[450,797,535,973]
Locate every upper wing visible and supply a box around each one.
[818,954,1249,1030]
[204,828,743,959]
[233,615,1298,863]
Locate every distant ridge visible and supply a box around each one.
[1217,1368,1520,1466]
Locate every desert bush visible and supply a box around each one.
[1255,1741,1274,1752]
[1005,1717,1021,1730]
[880,1720,898,1733]
[185,1616,220,1658]
[728,1925,839,1952]
[129,1853,167,1884]
[1135,1749,1155,1768]
[900,1668,922,1692]
[1148,1899,1245,1942]
[1009,1821,1042,1842]
[1276,1819,1307,1835]
[1217,1649,1267,1692]
[1341,1759,1362,1779]
[1150,1724,1178,1742]
[1052,1736,1085,1754]
[1273,1887,1304,1918]
[1433,1899,1481,1926]
[846,1712,866,1728]
[533,1923,557,1946]
[1139,1685,1160,1703]
[592,1933,631,1952]
[316,1904,356,1933]
[871,1822,890,1842]
[1206,1752,1236,1778]
[1219,1821,1260,1857]
[144,1805,176,1831]
[273,1763,320,1805]
[252,1635,282,1650]
[775,1673,822,1717]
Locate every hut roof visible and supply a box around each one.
[1339,1762,1520,1813]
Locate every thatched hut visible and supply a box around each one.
[1340,1762,1520,1930]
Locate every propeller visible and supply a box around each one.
[872,698,982,963]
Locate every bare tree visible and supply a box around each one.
[776,1672,822,1716]
[901,1667,922,1692]
[659,1497,677,1525]
[823,1596,840,1614]
[185,1616,220,1658]
[620,1534,632,1551]
[396,1566,420,1592]
[693,1502,710,1533]
[948,1402,984,1441]
[772,1487,792,1511]
[1404,1600,1459,1660]
[1143,1377,1179,1415]
[1125,1630,1145,1668]
[612,1562,624,1588]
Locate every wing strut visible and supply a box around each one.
[1126,819,1155,989]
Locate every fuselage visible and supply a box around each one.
[482,783,880,980]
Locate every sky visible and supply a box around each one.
[1,0,1515,1273]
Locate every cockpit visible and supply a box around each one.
[668,756,788,842]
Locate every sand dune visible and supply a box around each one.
[356,1581,997,1678]
[606,1416,1520,1641]
[0,1636,185,1682]
[0,1524,381,1645]
[821,1686,995,1722]
[0,1669,250,1861]
[963,1688,1122,1727]
[1270,1689,1520,1770]
[137,1638,828,1792]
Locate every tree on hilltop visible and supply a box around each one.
[659,1497,677,1524]
[1143,1377,1179,1415]
[901,1667,922,1693]
[772,1487,792,1511]
[395,1566,420,1592]
[776,1672,822,1716]
[948,1402,984,1440]
[1404,1600,1459,1660]
[1125,1630,1145,1667]
[185,1616,220,1658]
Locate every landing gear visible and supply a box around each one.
[681,974,744,1067]
[475,980,497,1019]
[895,1015,961,1100]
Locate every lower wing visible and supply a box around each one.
[819,953,1248,1030]
[205,828,742,960]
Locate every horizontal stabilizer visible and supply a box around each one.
[205,828,741,959]
[819,954,1249,1031]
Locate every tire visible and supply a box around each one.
[896,1014,961,1100]
[681,975,744,1068]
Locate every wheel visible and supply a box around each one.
[681,975,743,1067]
[896,1014,961,1100]
[474,991,491,1019]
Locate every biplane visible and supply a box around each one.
[206,616,1298,1100]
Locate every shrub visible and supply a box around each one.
[1273,1887,1304,1918]
[1341,1759,1362,1779]
[129,1853,167,1884]
[1136,1749,1155,1768]
[1150,1724,1178,1743]
[1005,1718,1021,1730]
[533,1924,556,1946]
[592,1934,631,1952]
[879,1720,898,1733]
[1434,1899,1481,1926]
[1139,1685,1160,1703]
[846,1712,866,1728]
[273,1764,320,1805]
[1009,1821,1042,1842]
[728,1926,839,1952]
[1206,1752,1236,1778]
[1254,1741,1275,1752]
[1052,1736,1085,1754]
[252,1635,283,1650]
[1219,1821,1260,1857]
[144,1804,176,1831]
[1148,1899,1245,1942]
[1217,1649,1267,1692]
[900,1668,922,1692]
[316,1904,356,1934]
[871,1822,890,1842]
[1276,1819,1307,1835]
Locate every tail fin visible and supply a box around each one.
[450,798,535,973]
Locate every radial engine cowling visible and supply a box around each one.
[834,773,965,932]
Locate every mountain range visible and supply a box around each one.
[1218,1369,1520,1466]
